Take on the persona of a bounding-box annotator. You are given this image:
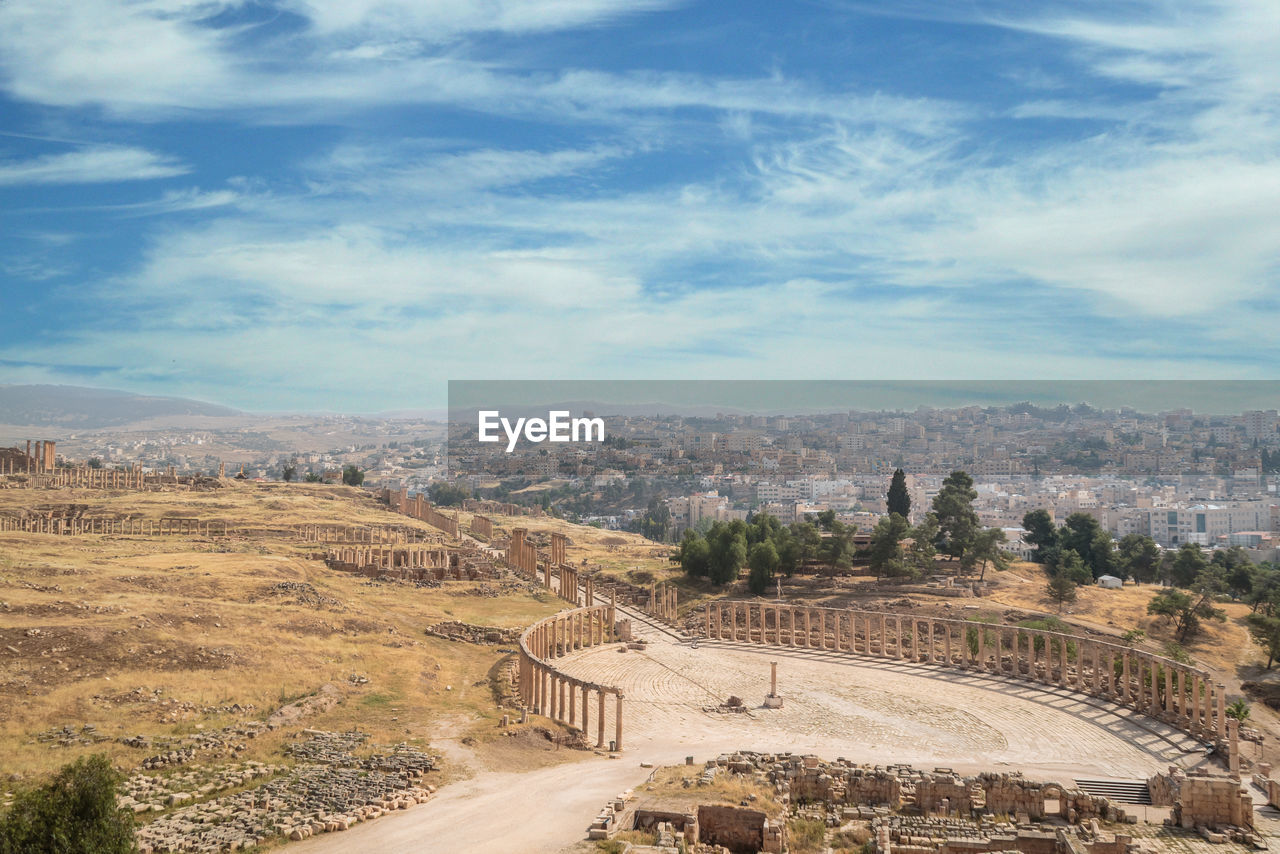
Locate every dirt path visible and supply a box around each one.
[289,755,650,854]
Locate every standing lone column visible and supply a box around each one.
[597,690,606,748]
[614,693,624,751]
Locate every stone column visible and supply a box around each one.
[1122,653,1132,705]
[1058,636,1067,687]
[804,609,812,648]
[1217,684,1227,738]
[582,686,589,735]
[568,682,576,726]
[1229,718,1240,778]
[596,686,606,747]
[614,693,623,751]
[1192,674,1203,731]
[1177,669,1187,721]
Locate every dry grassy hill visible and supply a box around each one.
[0,481,569,783]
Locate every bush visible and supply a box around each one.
[788,817,827,854]
[0,754,136,854]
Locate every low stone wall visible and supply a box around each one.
[425,620,520,645]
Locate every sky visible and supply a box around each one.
[0,0,1277,413]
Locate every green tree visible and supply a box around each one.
[341,464,364,486]
[86,457,103,470]
[1226,698,1251,722]
[1117,534,1160,583]
[1168,543,1208,588]
[1046,573,1078,612]
[1058,513,1114,579]
[634,497,671,542]
[931,470,979,563]
[1247,612,1280,669]
[679,530,711,578]
[964,527,1009,580]
[907,513,939,574]
[868,513,912,579]
[1020,509,1057,562]
[1147,576,1226,642]
[303,471,323,483]
[0,754,136,854]
[1212,546,1255,598]
[281,461,297,482]
[430,482,471,507]
[886,468,911,519]
[1055,549,1093,585]
[747,540,780,595]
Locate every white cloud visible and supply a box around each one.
[0,146,188,185]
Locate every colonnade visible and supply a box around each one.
[0,516,227,536]
[704,601,1228,742]
[518,603,624,749]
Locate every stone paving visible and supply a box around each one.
[551,619,1208,779]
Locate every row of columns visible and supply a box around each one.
[507,529,539,578]
[550,532,567,565]
[471,515,494,538]
[648,582,678,623]
[704,602,1228,742]
[297,524,436,544]
[326,545,447,569]
[377,489,461,538]
[0,517,227,536]
[518,604,624,749]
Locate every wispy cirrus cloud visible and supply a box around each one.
[2,0,1278,409]
[0,145,188,185]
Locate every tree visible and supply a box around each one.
[932,470,979,563]
[747,541,779,595]
[86,457,103,470]
[1058,513,1115,579]
[679,530,711,578]
[303,471,323,483]
[964,527,1009,580]
[1226,699,1251,722]
[1046,573,1078,612]
[1117,534,1161,583]
[1055,549,1093,585]
[1147,577,1226,642]
[430,482,471,507]
[0,754,136,854]
[1020,509,1057,562]
[1168,543,1208,588]
[886,469,911,520]
[281,461,297,482]
[907,513,939,574]
[868,513,912,579]
[1212,546,1255,598]
[1247,612,1280,669]
[341,464,364,486]
[706,522,747,586]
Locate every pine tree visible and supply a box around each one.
[886,468,911,519]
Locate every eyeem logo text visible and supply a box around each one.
[478,410,606,452]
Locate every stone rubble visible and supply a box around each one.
[132,730,437,854]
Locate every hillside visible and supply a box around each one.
[0,384,241,430]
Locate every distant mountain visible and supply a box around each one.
[0,385,241,429]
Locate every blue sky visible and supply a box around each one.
[1,0,1277,412]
